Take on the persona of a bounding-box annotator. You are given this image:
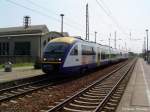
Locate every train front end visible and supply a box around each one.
[41,37,75,74]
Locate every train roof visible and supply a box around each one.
[50,36,76,44]
[49,37,128,53]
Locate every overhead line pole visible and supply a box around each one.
[108,33,111,59]
[130,32,131,40]
[146,29,149,61]
[95,31,97,43]
[114,31,116,49]
[86,3,89,40]
[144,36,146,60]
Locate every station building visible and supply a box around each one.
[0,25,68,64]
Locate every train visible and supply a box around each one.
[41,36,128,74]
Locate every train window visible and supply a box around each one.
[92,47,96,55]
[120,52,122,56]
[82,45,95,55]
[101,52,106,59]
[44,42,69,56]
[70,45,78,55]
[101,52,110,59]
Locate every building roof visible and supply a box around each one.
[0,25,49,36]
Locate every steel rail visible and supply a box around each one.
[0,77,48,93]
[0,82,54,103]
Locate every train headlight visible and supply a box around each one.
[43,58,47,61]
[58,58,61,61]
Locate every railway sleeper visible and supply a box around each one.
[107,102,118,106]
[111,95,120,99]
[10,91,21,94]
[79,96,102,101]
[0,96,6,99]
[89,89,109,93]
[17,89,26,92]
[113,93,122,97]
[69,102,97,109]
[75,97,102,104]
[70,102,98,108]
[86,91,107,96]
[3,93,14,96]
[97,83,114,87]
[63,106,92,112]
[23,87,32,90]
[82,93,102,98]
[103,106,116,111]
[74,99,99,105]
[28,86,37,89]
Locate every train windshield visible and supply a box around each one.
[44,42,69,56]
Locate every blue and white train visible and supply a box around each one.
[41,36,128,74]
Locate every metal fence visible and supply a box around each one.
[0,56,36,64]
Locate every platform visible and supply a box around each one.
[116,58,150,112]
[0,66,44,83]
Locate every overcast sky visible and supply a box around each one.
[1,0,150,53]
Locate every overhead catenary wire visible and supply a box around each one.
[6,0,118,40]
[6,0,90,36]
[27,0,85,30]
[95,0,127,36]
[26,0,96,38]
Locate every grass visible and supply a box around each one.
[0,62,33,69]
[0,64,3,69]
[13,63,33,67]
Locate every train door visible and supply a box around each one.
[63,44,80,67]
[97,47,100,66]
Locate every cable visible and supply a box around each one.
[95,0,127,36]
[6,0,98,39]
[27,0,85,31]
[6,0,93,38]
[6,0,60,22]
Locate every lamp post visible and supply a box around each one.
[146,29,149,61]
[144,36,146,60]
[60,14,64,36]
[114,31,116,48]
[108,33,111,59]
[95,31,97,43]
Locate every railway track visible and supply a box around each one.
[0,61,127,104]
[0,60,130,110]
[46,59,136,112]
[0,76,55,103]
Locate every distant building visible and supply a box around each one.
[0,25,69,64]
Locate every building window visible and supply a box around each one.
[48,38,51,41]
[0,42,9,55]
[43,40,46,47]
[14,42,30,55]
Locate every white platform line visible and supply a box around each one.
[140,60,150,106]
